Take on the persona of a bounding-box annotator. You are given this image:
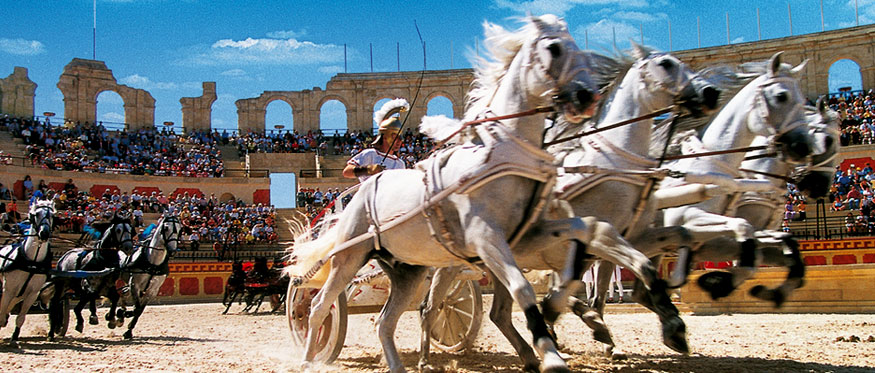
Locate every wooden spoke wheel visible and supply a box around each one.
[428,279,483,352]
[287,285,347,364]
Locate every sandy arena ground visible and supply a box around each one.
[1,297,874,372]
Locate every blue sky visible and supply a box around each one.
[1,0,871,133]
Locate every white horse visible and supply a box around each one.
[286,15,602,373]
[419,45,722,368]
[119,215,182,339]
[0,200,54,345]
[649,53,812,305]
[679,97,839,305]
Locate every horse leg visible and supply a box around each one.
[46,281,64,341]
[74,296,87,333]
[376,261,429,373]
[11,275,45,344]
[105,285,120,329]
[575,260,622,358]
[748,237,805,307]
[489,272,540,372]
[88,298,99,326]
[468,219,567,373]
[0,274,17,330]
[418,266,461,371]
[302,245,370,366]
[124,287,145,340]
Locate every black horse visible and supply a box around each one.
[46,211,134,340]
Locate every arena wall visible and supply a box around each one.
[681,238,875,314]
[0,164,269,204]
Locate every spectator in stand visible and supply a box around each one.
[22,175,33,199]
[0,183,10,200]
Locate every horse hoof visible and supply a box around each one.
[9,340,20,349]
[75,323,84,333]
[540,363,571,373]
[89,316,99,325]
[123,331,133,340]
[125,311,134,318]
[418,363,441,373]
[696,271,735,300]
[662,317,689,355]
[107,321,117,329]
[523,362,540,373]
[749,285,786,308]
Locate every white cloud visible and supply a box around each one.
[318,66,344,75]
[0,38,46,55]
[100,112,125,123]
[493,0,648,16]
[731,36,745,44]
[266,30,307,39]
[221,68,247,77]
[574,19,640,50]
[180,37,345,66]
[613,11,667,23]
[119,74,179,90]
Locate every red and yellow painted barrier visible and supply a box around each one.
[681,237,875,314]
[159,262,233,300]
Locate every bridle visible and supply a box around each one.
[751,75,808,141]
[143,216,181,252]
[638,54,691,98]
[26,204,55,240]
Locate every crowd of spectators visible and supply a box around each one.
[829,90,875,146]
[826,162,875,235]
[0,115,225,177]
[0,177,279,252]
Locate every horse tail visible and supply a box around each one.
[283,222,339,287]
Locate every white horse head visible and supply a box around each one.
[147,214,183,260]
[740,52,812,162]
[792,96,841,199]
[463,15,600,143]
[629,43,720,117]
[28,200,55,242]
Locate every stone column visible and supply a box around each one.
[181,82,217,133]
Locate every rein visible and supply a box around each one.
[433,106,556,147]
[544,106,674,147]
[658,145,770,162]
[738,168,794,183]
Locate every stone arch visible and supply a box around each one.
[827,58,864,93]
[317,95,350,133]
[219,192,236,202]
[424,90,460,118]
[94,89,126,126]
[57,58,155,129]
[264,96,296,133]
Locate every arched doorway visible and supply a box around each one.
[828,59,863,94]
[265,99,294,135]
[219,192,236,203]
[96,90,125,129]
[319,99,347,135]
[426,95,454,118]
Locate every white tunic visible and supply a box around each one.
[347,148,406,182]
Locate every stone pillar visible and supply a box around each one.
[861,66,875,92]
[0,67,36,118]
[181,82,217,133]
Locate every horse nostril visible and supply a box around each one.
[789,141,811,159]
[702,86,720,109]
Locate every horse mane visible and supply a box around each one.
[29,199,55,214]
[466,15,571,119]
[648,64,756,159]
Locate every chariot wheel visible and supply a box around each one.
[287,284,347,364]
[428,279,482,352]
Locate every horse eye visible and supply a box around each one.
[657,59,674,70]
[776,92,788,103]
[547,42,562,58]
